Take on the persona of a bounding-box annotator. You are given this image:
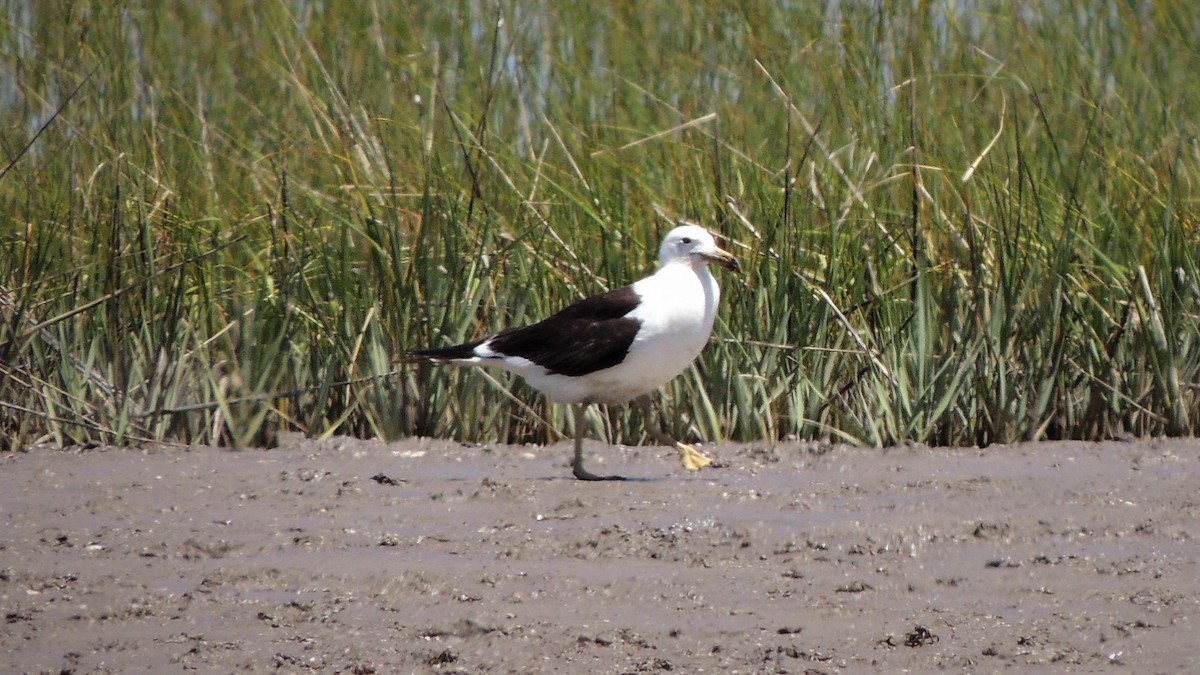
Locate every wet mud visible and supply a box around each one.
[2,435,1197,673]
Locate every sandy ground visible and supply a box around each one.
[2,434,1197,674]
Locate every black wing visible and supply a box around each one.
[409,339,484,361]
[488,285,642,377]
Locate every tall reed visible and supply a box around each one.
[2,2,1197,450]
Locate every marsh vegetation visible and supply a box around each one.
[2,2,1198,450]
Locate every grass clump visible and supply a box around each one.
[2,2,1198,451]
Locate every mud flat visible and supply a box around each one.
[2,435,1196,673]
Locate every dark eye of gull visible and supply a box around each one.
[680,237,692,244]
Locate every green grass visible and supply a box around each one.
[2,2,1198,451]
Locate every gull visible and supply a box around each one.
[410,223,741,480]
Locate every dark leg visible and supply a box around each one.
[571,403,625,481]
[635,394,712,471]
